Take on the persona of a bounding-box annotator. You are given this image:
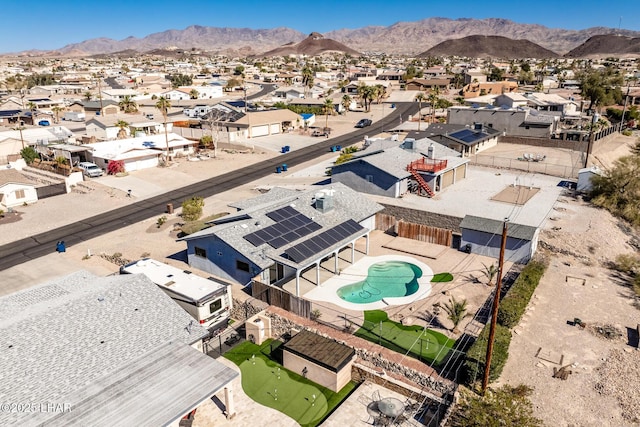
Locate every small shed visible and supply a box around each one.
[283,330,356,392]
[577,165,602,193]
[459,215,539,263]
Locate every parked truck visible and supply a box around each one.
[120,258,233,331]
[63,111,86,122]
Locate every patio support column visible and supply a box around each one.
[316,261,321,286]
[365,233,370,255]
[224,384,235,419]
[334,250,339,273]
[295,270,301,296]
[351,242,355,262]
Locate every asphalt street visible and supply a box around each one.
[0,102,417,272]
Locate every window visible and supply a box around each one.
[209,298,222,314]
[236,260,250,272]
[14,189,25,199]
[194,247,207,258]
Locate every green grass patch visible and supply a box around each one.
[354,310,454,366]
[431,272,454,282]
[224,340,356,427]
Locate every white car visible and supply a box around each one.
[78,162,103,178]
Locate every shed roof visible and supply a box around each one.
[459,215,538,241]
[0,169,35,187]
[283,330,355,373]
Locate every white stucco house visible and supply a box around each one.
[0,169,38,208]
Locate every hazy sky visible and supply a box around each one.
[2,0,637,53]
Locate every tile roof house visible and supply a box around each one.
[0,271,238,426]
[331,137,468,198]
[181,183,384,296]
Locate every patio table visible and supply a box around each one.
[377,397,404,418]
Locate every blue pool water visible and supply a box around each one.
[336,261,423,304]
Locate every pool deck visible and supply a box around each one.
[277,230,508,337]
[304,254,434,311]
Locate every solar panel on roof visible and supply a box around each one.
[284,220,365,263]
[245,206,320,247]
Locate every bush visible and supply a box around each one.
[20,146,38,164]
[497,259,547,328]
[463,323,511,385]
[107,160,125,175]
[181,196,204,221]
[622,129,633,136]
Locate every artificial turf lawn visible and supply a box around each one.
[224,340,357,427]
[354,310,454,366]
[431,272,454,282]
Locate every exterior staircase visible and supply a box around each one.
[408,168,435,197]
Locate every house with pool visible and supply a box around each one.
[180,183,384,296]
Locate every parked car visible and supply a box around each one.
[38,120,50,126]
[311,129,328,137]
[355,119,372,128]
[78,162,103,178]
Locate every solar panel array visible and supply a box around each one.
[449,129,488,144]
[244,206,321,249]
[285,219,365,264]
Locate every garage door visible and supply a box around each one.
[251,125,269,137]
[269,123,280,134]
[442,170,455,188]
[455,164,466,179]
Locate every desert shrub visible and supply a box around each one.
[463,323,511,385]
[181,196,204,221]
[622,129,633,136]
[449,384,542,427]
[107,160,125,175]
[497,259,547,328]
[611,253,640,274]
[156,216,167,228]
[20,146,38,164]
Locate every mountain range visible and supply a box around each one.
[11,18,640,58]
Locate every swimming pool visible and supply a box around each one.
[336,261,422,304]
[304,255,433,311]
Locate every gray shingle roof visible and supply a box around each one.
[0,271,231,426]
[459,215,538,240]
[347,137,465,179]
[182,182,384,268]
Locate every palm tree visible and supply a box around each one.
[118,95,138,113]
[302,66,314,98]
[482,263,499,286]
[323,98,334,132]
[341,94,352,115]
[428,86,440,123]
[374,84,386,104]
[155,96,171,163]
[115,120,129,139]
[83,91,92,101]
[26,101,38,125]
[189,89,199,100]
[441,296,470,334]
[51,105,63,124]
[414,92,426,131]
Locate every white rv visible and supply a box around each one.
[120,258,233,330]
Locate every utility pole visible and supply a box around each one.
[584,112,598,168]
[620,84,631,133]
[482,219,509,393]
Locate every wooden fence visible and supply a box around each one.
[251,280,311,319]
[375,213,453,246]
[397,220,453,247]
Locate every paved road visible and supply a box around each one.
[0,102,417,272]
